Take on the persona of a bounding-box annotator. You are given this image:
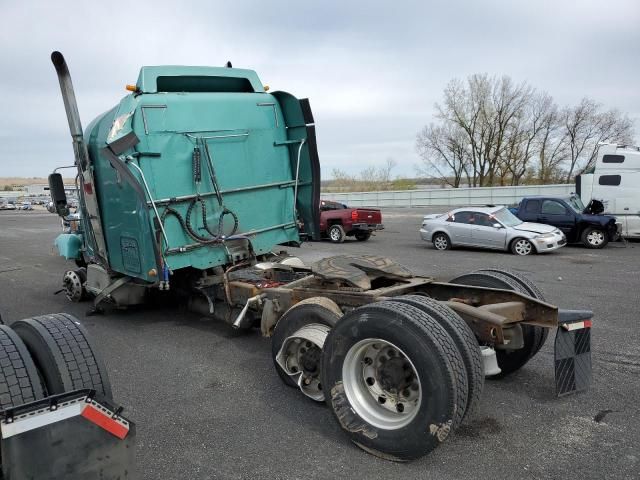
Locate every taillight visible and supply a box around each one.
[351,210,358,221]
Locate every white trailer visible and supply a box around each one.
[577,143,640,239]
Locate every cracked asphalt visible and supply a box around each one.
[0,209,638,479]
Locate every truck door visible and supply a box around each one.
[539,200,576,238]
[471,213,507,248]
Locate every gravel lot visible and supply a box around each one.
[0,209,638,479]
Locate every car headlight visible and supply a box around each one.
[535,233,555,240]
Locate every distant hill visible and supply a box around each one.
[0,177,75,189]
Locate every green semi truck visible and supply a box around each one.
[43,52,592,462]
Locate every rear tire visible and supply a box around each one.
[432,232,452,251]
[0,325,44,409]
[449,271,547,376]
[328,225,346,243]
[11,313,112,399]
[393,295,483,423]
[271,298,341,389]
[355,231,372,242]
[581,227,608,249]
[473,268,549,355]
[322,301,462,461]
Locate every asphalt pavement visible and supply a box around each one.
[0,209,638,479]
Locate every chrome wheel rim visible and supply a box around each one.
[434,236,448,250]
[276,323,329,401]
[330,228,341,241]
[514,239,532,255]
[587,230,604,246]
[342,339,422,430]
[62,270,84,302]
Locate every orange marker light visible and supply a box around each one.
[126,84,138,92]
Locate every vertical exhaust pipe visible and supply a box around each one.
[51,51,90,170]
[50,51,109,264]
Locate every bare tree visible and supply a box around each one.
[418,75,636,187]
[416,123,470,187]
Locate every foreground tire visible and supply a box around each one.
[394,295,483,423]
[322,301,462,461]
[581,227,608,249]
[449,270,547,376]
[271,298,342,398]
[355,231,372,242]
[510,238,535,256]
[0,325,44,409]
[11,313,112,399]
[432,232,452,251]
[328,225,345,243]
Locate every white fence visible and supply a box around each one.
[321,184,575,208]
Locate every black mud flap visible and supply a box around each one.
[1,389,135,479]
[555,310,593,397]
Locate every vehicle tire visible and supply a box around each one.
[322,301,462,461]
[432,232,452,251]
[11,313,112,399]
[474,268,549,355]
[448,271,547,377]
[581,227,608,249]
[393,295,483,423]
[328,224,346,243]
[355,231,372,242]
[271,298,342,390]
[510,237,535,256]
[0,325,45,410]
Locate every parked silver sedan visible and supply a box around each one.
[419,206,566,255]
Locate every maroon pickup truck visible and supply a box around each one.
[319,200,384,243]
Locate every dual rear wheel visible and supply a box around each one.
[0,313,112,412]
[271,269,547,461]
[272,294,482,461]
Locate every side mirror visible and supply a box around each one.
[492,223,502,229]
[48,173,69,217]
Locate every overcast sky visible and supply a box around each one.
[1,0,638,178]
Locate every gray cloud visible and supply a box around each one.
[1,0,638,177]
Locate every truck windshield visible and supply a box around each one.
[567,196,585,213]
[493,207,523,227]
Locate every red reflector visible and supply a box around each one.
[83,182,93,194]
[81,404,129,439]
[584,319,592,328]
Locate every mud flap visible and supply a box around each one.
[554,310,592,397]
[1,389,135,479]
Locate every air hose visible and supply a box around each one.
[160,140,239,245]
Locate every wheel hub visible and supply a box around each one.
[275,323,330,402]
[342,339,422,430]
[62,269,86,302]
[300,344,321,374]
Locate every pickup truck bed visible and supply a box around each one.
[319,200,384,243]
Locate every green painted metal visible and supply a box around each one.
[54,233,83,260]
[80,66,320,283]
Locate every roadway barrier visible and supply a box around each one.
[321,184,574,208]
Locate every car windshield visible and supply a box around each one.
[567,196,585,213]
[492,207,523,227]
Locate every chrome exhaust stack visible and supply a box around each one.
[50,51,109,263]
[51,51,90,171]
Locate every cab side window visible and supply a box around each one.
[541,200,567,215]
[525,200,540,213]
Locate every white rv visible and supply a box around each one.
[577,143,640,239]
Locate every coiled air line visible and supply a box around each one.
[160,138,239,246]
